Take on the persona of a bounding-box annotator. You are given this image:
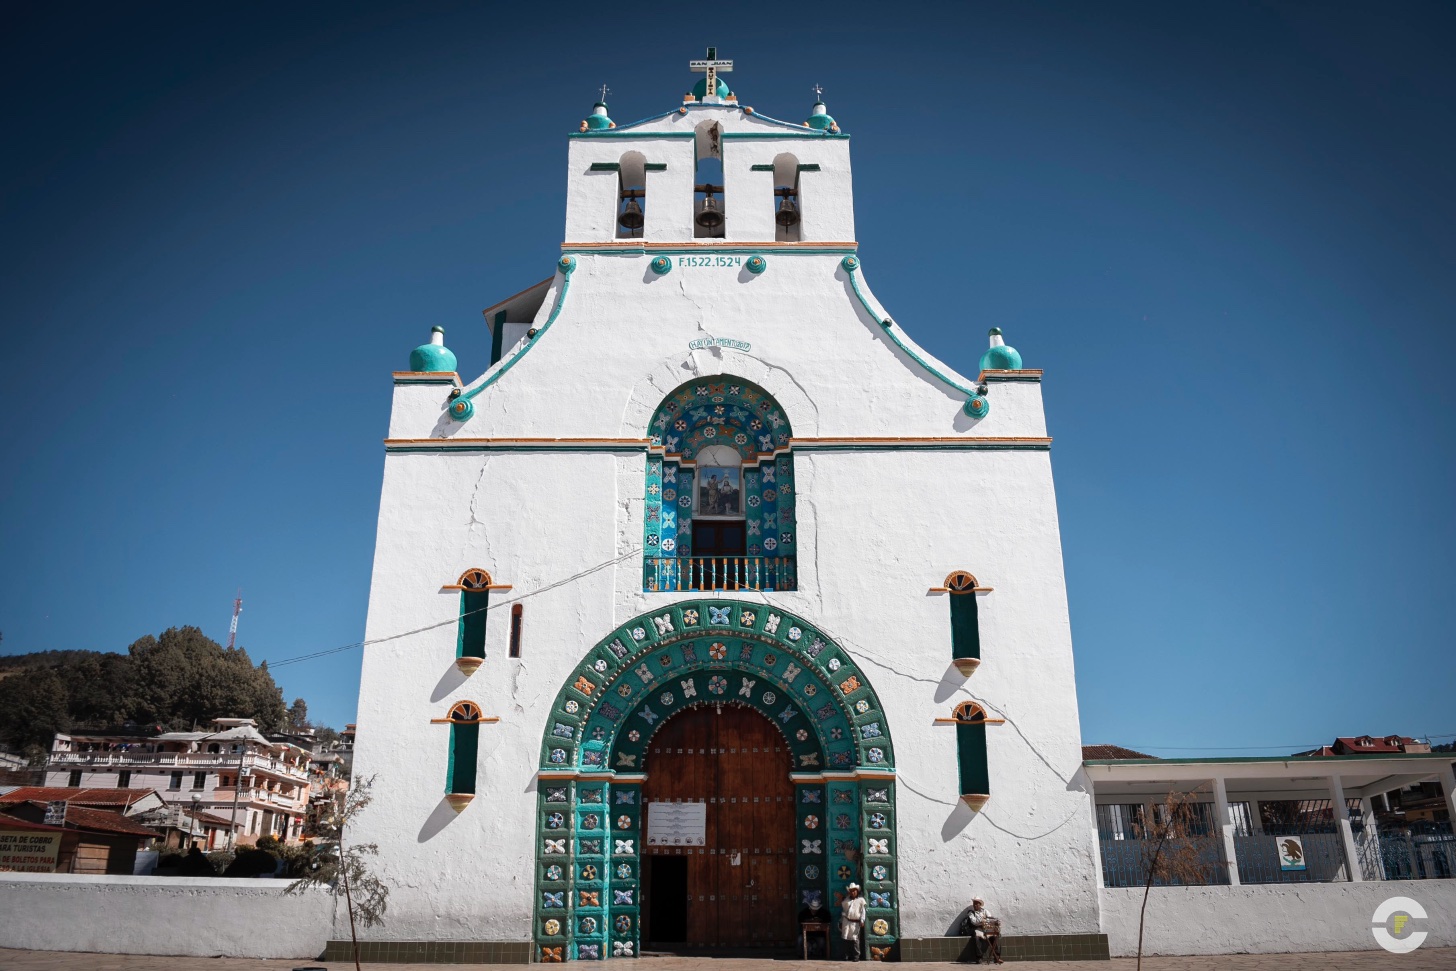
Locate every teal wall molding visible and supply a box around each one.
[560,245,857,256]
[532,600,899,962]
[962,394,989,419]
[746,254,766,274]
[649,256,671,275]
[450,256,577,421]
[839,256,984,408]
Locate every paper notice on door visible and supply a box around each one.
[647,801,707,846]
[730,851,741,866]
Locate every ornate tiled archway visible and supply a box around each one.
[533,600,899,961]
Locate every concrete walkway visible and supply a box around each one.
[2,951,1453,971]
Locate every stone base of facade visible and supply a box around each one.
[898,934,1110,962]
[322,940,532,964]
[323,935,1108,964]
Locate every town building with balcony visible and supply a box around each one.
[44,717,314,847]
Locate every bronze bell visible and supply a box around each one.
[618,197,644,230]
[775,195,800,227]
[695,194,724,229]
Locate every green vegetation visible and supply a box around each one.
[0,626,293,758]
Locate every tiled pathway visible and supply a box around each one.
[2,949,1453,971]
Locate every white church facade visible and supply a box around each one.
[351,53,1105,962]
[3,51,1455,966]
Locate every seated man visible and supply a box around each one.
[798,893,831,958]
[960,898,1002,964]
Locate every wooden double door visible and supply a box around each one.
[642,705,796,950]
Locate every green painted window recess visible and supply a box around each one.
[449,720,480,796]
[944,571,983,673]
[947,702,1000,809]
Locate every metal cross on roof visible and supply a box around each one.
[598,84,610,103]
[813,83,824,100]
[689,46,733,98]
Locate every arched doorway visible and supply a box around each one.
[533,600,899,962]
[642,705,795,950]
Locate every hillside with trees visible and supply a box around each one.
[0,626,294,757]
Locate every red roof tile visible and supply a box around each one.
[1082,744,1155,760]
[0,787,158,807]
[0,803,160,838]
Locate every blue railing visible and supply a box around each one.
[645,556,797,592]
[1359,821,1456,881]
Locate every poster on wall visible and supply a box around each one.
[646,802,707,846]
[0,831,62,872]
[1277,835,1306,871]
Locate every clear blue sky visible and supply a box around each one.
[3,2,1453,751]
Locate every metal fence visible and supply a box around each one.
[1357,821,1456,881]
[1100,798,1456,887]
[1097,803,1229,888]
[1235,798,1349,883]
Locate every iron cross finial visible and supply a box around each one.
[813,83,824,100]
[599,84,610,102]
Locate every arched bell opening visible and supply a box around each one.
[616,151,647,240]
[772,153,802,243]
[531,600,900,961]
[693,121,725,239]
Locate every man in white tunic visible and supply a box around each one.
[840,882,867,960]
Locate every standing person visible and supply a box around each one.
[840,883,867,961]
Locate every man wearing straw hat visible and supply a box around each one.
[962,897,1002,965]
[840,883,867,960]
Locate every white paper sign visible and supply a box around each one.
[647,802,707,846]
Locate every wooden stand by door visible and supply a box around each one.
[642,705,796,950]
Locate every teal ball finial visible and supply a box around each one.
[410,325,458,373]
[691,76,731,100]
[978,327,1022,372]
[583,102,613,131]
[806,100,836,131]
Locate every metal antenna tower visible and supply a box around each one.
[226,590,243,650]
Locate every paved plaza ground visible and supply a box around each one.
[1,951,1451,970]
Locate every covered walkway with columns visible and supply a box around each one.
[1085,752,1456,887]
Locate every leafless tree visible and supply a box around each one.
[286,774,388,971]
[1131,786,1222,970]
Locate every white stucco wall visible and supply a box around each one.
[0,873,335,958]
[563,104,854,244]
[1100,882,1456,955]
[351,85,1097,949]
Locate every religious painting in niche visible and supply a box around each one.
[696,467,741,517]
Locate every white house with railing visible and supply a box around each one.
[45,717,314,847]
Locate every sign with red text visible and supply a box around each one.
[0,831,63,872]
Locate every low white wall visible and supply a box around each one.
[0,873,336,958]
[1101,881,1456,955]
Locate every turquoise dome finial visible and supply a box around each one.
[690,76,731,101]
[805,84,837,131]
[978,327,1022,372]
[582,91,614,132]
[410,326,458,373]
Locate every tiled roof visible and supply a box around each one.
[0,786,157,807]
[0,803,160,837]
[1082,744,1155,761]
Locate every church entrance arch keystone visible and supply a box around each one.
[533,600,899,961]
